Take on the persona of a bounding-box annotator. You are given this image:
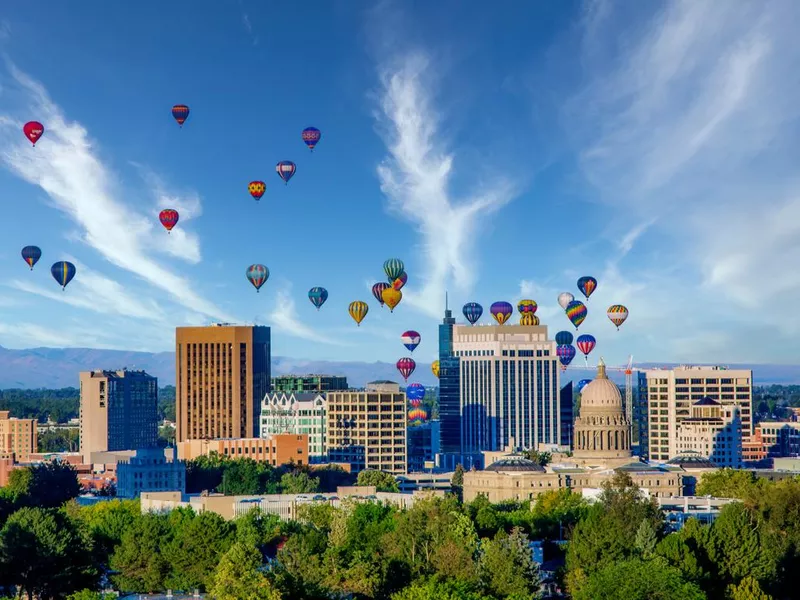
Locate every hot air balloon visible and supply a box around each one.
[172,104,190,127]
[431,360,440,378]
[490,301,513,325]
[401,330,421,353]
[575,379,592,393]
[518,299,538,315]
[407,383,425,401]
[397,357,416,381]
[382,287,402,312]
[308,287,328,310]
[557,344,576,370]
[249,181,266,201]
[408,408,428,422]
[520,313,540,326]
[372,282,390,306]
[558,292,574,310]
[159,209,179,233]
[302,127,321,151]
[462,302,483,325]
[383,258,405,282]
[246,264,269,292]
[565,300,587,330]
[577,276,598,301]
[555,331,574,346]
[392,271,408,291]
[349,301,369,326]
[276,161,296,184]
[576,334,596,364]
[23,121,44,146]
[51,261,76,290]
[21,246,41,270]
[607,305,629,330]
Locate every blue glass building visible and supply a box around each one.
[438,302,461,453]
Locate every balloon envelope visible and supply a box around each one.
[21,246,41,270]
[575,379,592,393]
[383,258,405,282]
[23,121,44,146]
[171,104,190,126]
[276,161,297,184]
[555,331,574,346]
[558,292,574,310]
[607,305,629,329]
[431,360,440,378]
[396,357,416,381]
[302,127,321,151]
[557,344,576,367]
[490,301,513,325]
[159,209,179,232]
[520,313,539,326]
[517,299,537,314]
[349,301,369,326]
[382,287,402,312]
[372,282,389,306]
[401,330,421,353]
[249,181,266,200]
[406,383,426,401]
[565,300,587,329]
[51,261,76,289]
[462,302,483,325]
[308,287,328,310]
[246,264,269,292]
[392,272,408,291]
[577,276,598,300]
[576,334,596,356]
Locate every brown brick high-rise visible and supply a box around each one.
[175,324,271,443]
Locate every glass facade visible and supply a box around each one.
[560,383,573,447]
[635,372,648,458]
[438,308,461,453]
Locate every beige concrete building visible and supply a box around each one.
[177,434,309,466]
[676,398,742,468]
[326,381,407,474]
[452,323,561,452]
[79,369,158,463]
[644,366,752,462]
[0,411,37,462]
[175,324,271,443]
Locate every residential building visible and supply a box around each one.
[559,383,573,448]
[271,375,347,393]
[79,369,158,463]
[177,434,308,466]
[453,322,561,453]
[175,323,271,443]
[643,366,753,461]
[260,392,327,460]
[326,381,407,474]
[438,303,461,454]
[675,398,742,468]
[0,411,37,462]
[407,420,440,473]
[116,447,186,499]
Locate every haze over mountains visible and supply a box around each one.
[0,346,798,389]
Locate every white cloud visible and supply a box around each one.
[374,53,517,318]
[269,286,344,346]
[0,322,84,347]
[0,62,236,322]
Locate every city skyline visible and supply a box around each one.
[0,0,798,368]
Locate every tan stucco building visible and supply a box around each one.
[0,411,37,462]
[177,433,308,466]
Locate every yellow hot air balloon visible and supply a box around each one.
[348,300,369,326]
[431,360,440,378]
[381,287,402,312]
[520,313,540,326]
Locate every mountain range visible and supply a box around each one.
[0,346,798,389]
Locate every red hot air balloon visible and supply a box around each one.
[159,209,179,234]
[249,181,266,201]
[396,357,416,382]
[23,121,44,146]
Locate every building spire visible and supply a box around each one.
[597,357,607,379]
[445,290,449,311]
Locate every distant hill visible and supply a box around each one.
[0,346,797,389]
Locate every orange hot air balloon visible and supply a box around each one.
[381,287,402,312]
[431,360,440,378]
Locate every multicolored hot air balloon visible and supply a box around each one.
[382,287,402,312]
[246,264,269,292]
[406,383,425,401]
[490,301,513,325]
[607,305,629,330]
[577,276,598,301]
[249,181,266,201]
[372,282,390,306]
[349,301,368,326]
[159,209,179,233]
[518,299,538,315]
[558,292,574,311]
[565,300,587,330]
[51,261,76,290]
[21,246,41,270]
[555,331,574,346]
[23,121,44,146]
[308,287,328,310]
[302,127,321,151]
[384,259,405,282]
[401,330,421,353]
[557,344,576,370]
[171,104,190,127]
[575,379,592,393]
[392,272,408,291]
[463,302,483,325]
[576,334,596,364]
[276,161,296,184]
[431,360,440,378]
[397,357,416,381]
[408,408,428,423]
[520,313,540,326]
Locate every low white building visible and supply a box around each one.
[675,398,742,468]
[260,392,327,460]
[116,447,186,499]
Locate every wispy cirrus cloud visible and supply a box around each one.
[269,285,345,346]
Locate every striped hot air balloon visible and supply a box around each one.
[246,264,269,292]
[51,261,76,290]
[349,301,369,326]
[276,161,297,184]
[172,104,190,127]
[607,305,629,330]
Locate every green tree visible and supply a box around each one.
[210,542,281,600]
[66,591,114,600]
[7,460,81,509]
[38,428,79,453]
[357,469,400,492]
[708,503,779,585]
[729,576,773,600]
[166,511,236,591]
[654,533,706,585]
[573,557,706,600]
[77,499,140,563]
[109,513,171,592]
[391,577,494,600]
[479,527,540,599]
[696,469,762,500]
[451,464,465,499]
[236,508,282,549]
[634,518,657,558]
[272,528,328,598]
[525,450,552,467]
[280,470,320,494]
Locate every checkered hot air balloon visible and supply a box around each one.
[249,181,266,201]
[557,344,576,370]
[607,305,629,330]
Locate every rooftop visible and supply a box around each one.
[485,456,546,473]
[666,452,718,469]
[694,397,721,406]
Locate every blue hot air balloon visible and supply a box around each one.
[406,383,425,401]
[302,127,321,151]
[462,302,483,325]
[276,161,297,184]
[308,287,328,310]
[575,379,592,394]
[21,246,41,270]
[555,331,574,346]
[556,344,576,369]
[51,261,76,290]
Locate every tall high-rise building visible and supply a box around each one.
[559,383,573,447]
[438,302,461,453]
[453,323,560,452]
[271,375,348,393]
[0,411,37,462]
[644,366,753,462]
[634,372,649,458]
[79,369,158,463]
[175,324,271,443]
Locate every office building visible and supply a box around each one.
[675,398,742,468]
[559,383,573,448]
[116,447,186,499]
[175,324,271,443]
[644,366,753,461]
[271,375,347,393]
[438,303,461,454]
[177,434,308,466]
[634,372,649,458]
[453,323,560,452]
[407,420,441,473]
[743,422,800,465]
[326,381,407,474]
[261,392,327,460]
[79,369,158,463]
[0,411,37,462]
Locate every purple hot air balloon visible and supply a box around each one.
[557,344,576,369]
[490,301,513,325]
[463,302,483,325]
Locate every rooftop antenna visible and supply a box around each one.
[445,291,449,311]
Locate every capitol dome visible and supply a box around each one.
[580,358,624,411]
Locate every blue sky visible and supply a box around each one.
[0,0,798,368]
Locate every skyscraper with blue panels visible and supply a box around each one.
[438,305,461,453]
